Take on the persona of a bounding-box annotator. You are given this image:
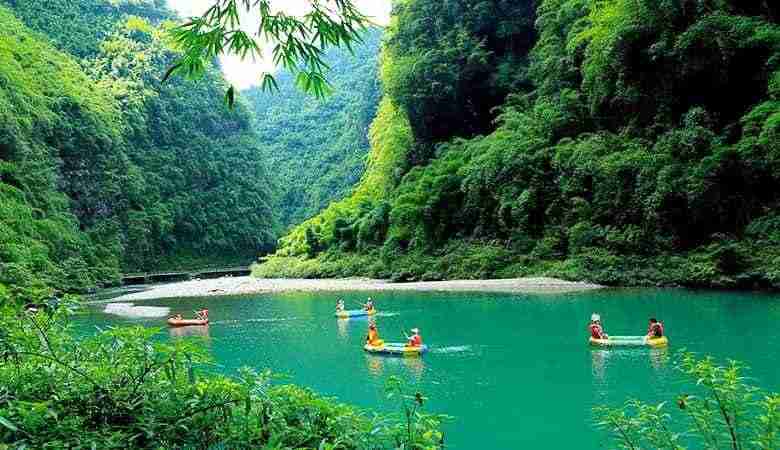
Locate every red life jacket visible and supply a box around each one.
[589,323,604,339]
[647,322,664,337]
[409,334,422,347]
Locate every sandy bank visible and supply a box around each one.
[114,276,602,301]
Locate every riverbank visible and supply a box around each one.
[114,276,602,301]
[254,244,780,291]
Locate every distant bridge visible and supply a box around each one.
[121,266,251,285]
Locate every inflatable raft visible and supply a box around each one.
[167,318,209,327]
[589,336,668,348]
[335,308,376,319]
[364,343,428,356]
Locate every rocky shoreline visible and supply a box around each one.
[114,276,603,301]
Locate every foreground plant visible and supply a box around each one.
[0,302,442,449]
[169,0,371,101]
[383,376,448,449]
[596,353,779,450]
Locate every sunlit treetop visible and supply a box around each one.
[167,0,371,104]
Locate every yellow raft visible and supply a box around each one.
[335,308,376,319]
[364,343,428,356]
[589,336,669,348]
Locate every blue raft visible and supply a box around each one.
[335,308,376,319]
[364,343,428,356]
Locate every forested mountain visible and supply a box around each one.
[0,0,277,295]
[244,28,382,228]
[260,0,780,289]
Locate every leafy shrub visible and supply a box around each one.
[568,222,605,254]
[596,353,779,450]
[390,271,415,283]
[0,303,444,449]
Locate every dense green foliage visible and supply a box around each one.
[0,0,278,291]
[0,6,127,294]
[263,0,780,289]
[596,353,778,449]
[244,28,382,227]
[0,303,444,448]
[89,19,277,270]
[0,0,170,58]
[382,0,537,157]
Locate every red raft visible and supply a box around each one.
[168,309,209,327]
[168,312,209,327]
[167,318,209,327]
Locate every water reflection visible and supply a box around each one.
[649,347,669,370]
[364,353,426,380]
[169,325,211,339]
[590,348,609,383]
[366,354,384,376]
[403,355,425,380]
[591,347,671,388]
[336,318,349,340]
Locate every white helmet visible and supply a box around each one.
[591,313,601,322]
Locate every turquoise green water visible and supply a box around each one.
[77,288,780,448]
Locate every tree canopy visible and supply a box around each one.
[244,27,383,227]
[262,0,780,289]
[0,0,279,297]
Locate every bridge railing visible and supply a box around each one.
[121,266,252,284]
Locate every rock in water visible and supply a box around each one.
[104,303,170,318]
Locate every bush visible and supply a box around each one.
[0,302,444,449]
[390,270,415,283]
[596,353,779,450]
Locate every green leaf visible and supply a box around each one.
[260,73,280,93]
[161,63,182,83]
[0,416,18,432]
[225,86,236,109]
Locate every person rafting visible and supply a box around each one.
[171,314,183,321]
[364,298,375,312]
[589,313,608,339]
[646,317,664,338]
[336,299,345,312]
[366,322,384,347]
[195,309,209,321]
[406,328,423,347]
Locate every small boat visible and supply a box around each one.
[364,343,428,356]
[335,308,377,319]
[167,318,209,327]
[589,336,668,348]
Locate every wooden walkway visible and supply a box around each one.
[121,266,251,285]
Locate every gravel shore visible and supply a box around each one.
[115,276,602,301]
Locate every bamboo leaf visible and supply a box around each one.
[0,416,18,432]
[225,86,236,109]
[161,63,182,83]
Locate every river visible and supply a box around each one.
[76,287,780,448]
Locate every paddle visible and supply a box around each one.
[353,298,376,313]
[340,297,365,309]
[350,299,366,309]
[400,325,411,342]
